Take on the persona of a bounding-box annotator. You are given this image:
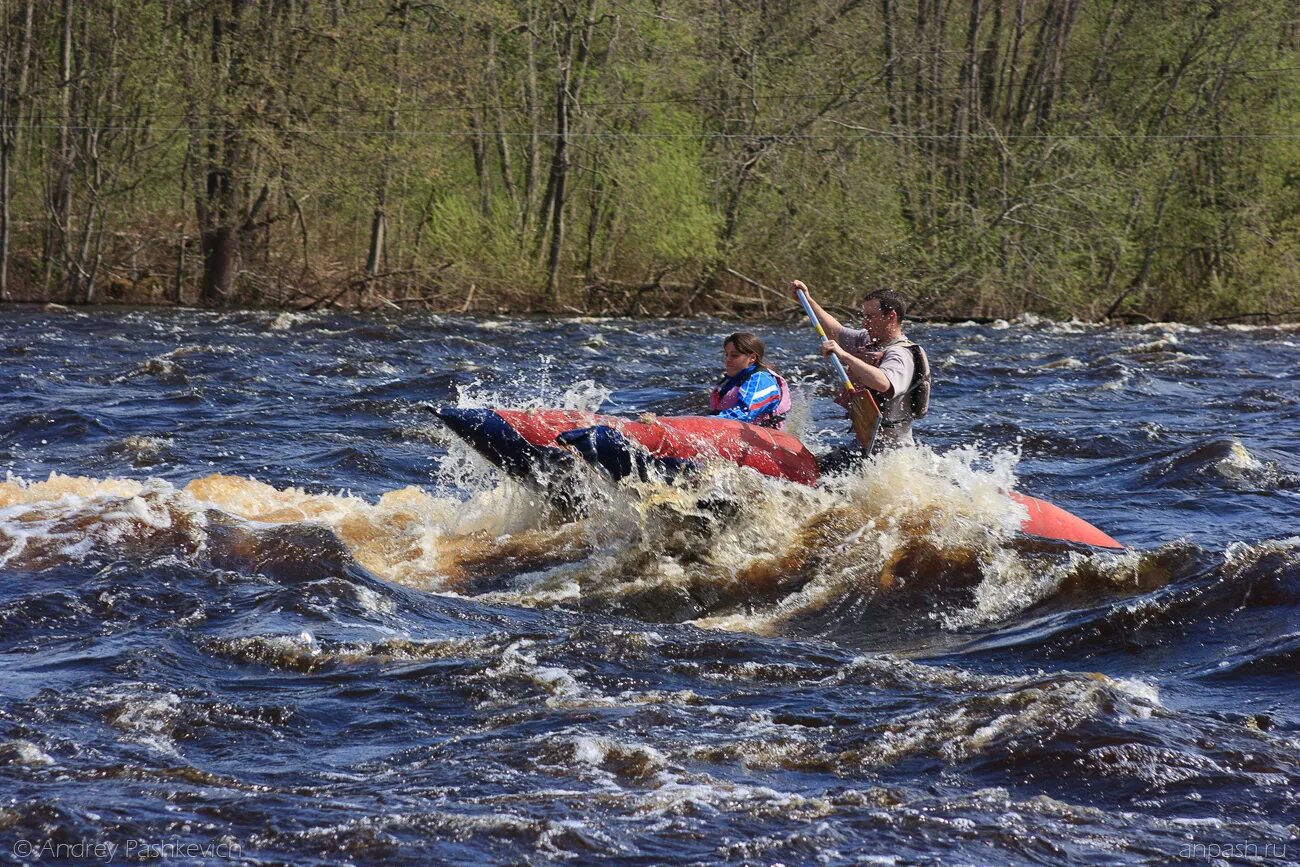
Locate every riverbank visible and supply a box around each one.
[4,286,1298,327]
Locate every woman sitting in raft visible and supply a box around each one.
[710,332,792,429]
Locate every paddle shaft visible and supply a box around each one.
[795,288,881,453]
[796,290,856,393]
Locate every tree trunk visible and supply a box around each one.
[469,101,491,219]
[366,209,386,278]
[175,144,190,304]
[198,0,247,306]
[999,0,1027,127]
[48,0,75,298]
[488,28,517,207]
[368,3,407,279]
[542,57,570,302]
[521,0,541,242]
[0,0,34,300]
[0,136,9,301]
[880,0,916,230]
[539,0,597,302]
[950,0,983,198]
[201,224,237,304]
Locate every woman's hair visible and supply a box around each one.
[723,332,772,371]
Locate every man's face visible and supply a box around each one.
[861,299,893,341]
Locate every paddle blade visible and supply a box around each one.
[845,390,882,452]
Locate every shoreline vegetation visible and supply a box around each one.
[2,2,1298,324]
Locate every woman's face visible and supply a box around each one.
[723,341,757,377]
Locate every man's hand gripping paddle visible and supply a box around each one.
[795,289,881,453]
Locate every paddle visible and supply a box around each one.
[795,288,881,452]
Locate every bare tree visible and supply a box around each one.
[0,0,35,300]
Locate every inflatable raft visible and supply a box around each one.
[429,406,1122,549]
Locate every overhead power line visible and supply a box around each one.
[10,124,1300,140]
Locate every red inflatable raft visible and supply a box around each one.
[429,406,1122,549]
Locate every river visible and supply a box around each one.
[1,306,1296,865]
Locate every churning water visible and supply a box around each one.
[0,306,1296,865]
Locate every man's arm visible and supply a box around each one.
[789,280,843,339]
[821,341,892,393]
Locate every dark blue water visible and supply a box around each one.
[1,306,1297,865]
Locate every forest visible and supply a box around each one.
[1,0,1298,321]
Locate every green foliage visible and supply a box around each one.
[1,0,1298,319]
[421,189,531,279]
[611,112,720,273]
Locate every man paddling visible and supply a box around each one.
[789,280,930,473]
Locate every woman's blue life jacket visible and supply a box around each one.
[709,365,792,429]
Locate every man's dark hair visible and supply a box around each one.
[864,288,907,321]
